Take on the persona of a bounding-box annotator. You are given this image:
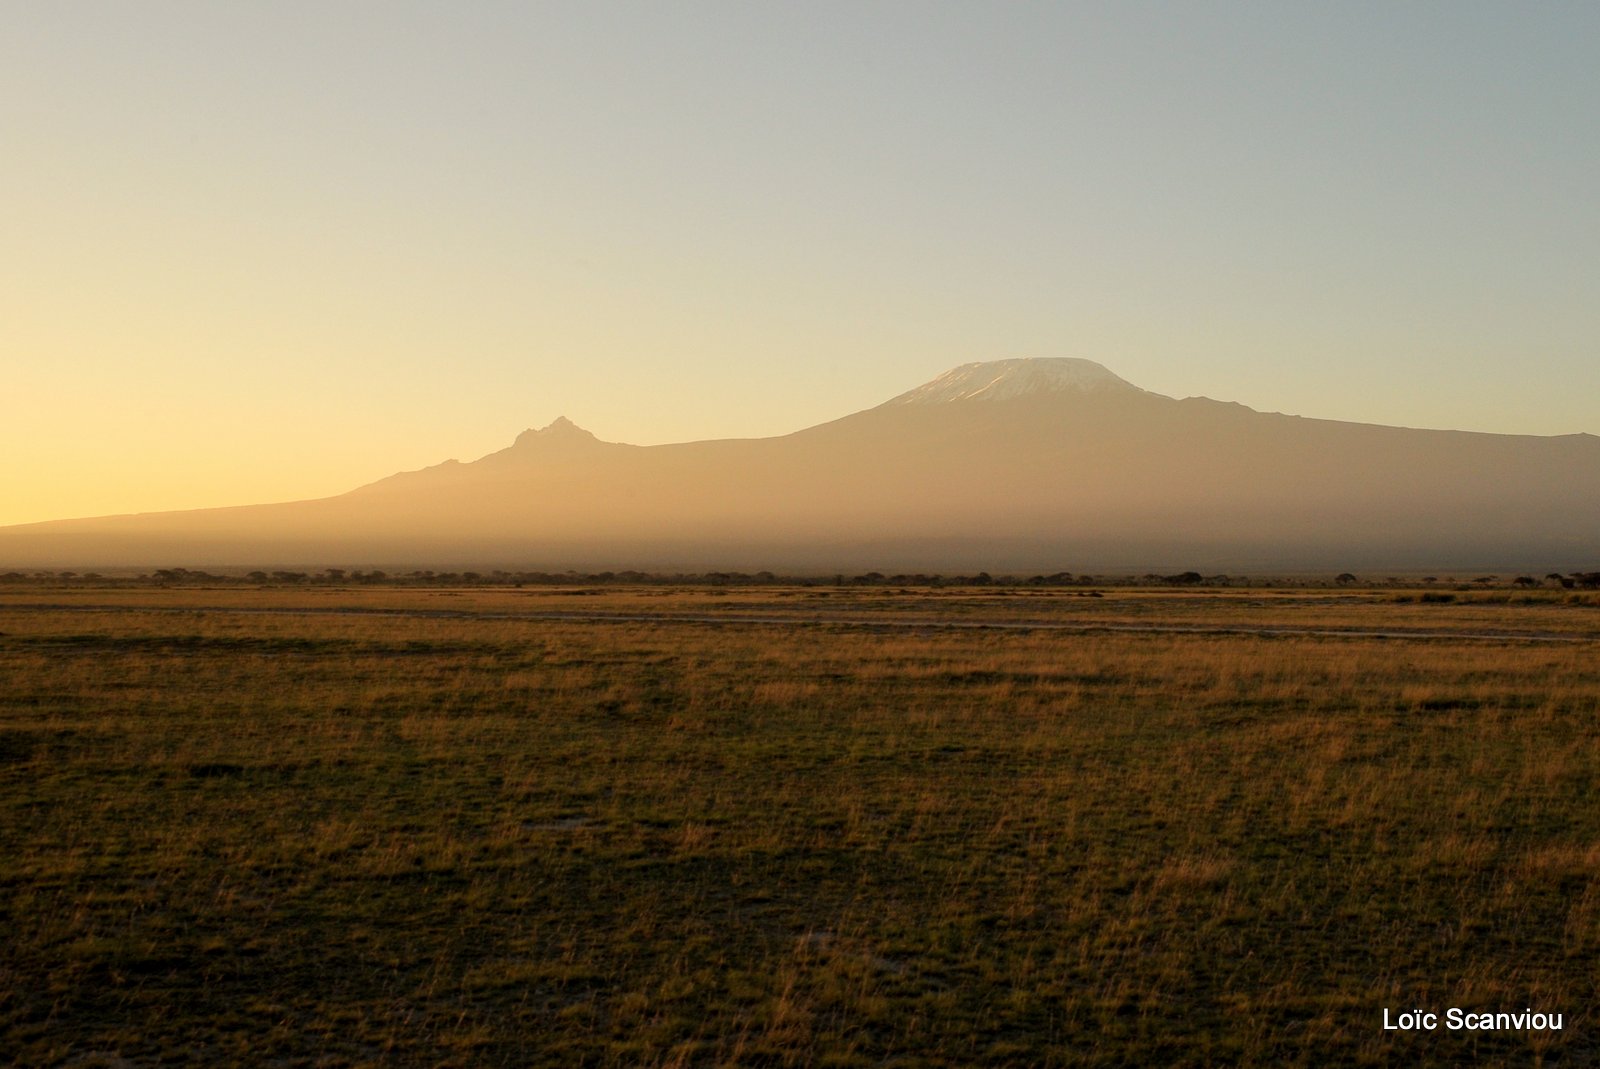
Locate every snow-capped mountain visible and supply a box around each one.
[882,358,1147,405]
[3,359,1597,572]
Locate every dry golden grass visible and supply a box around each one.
[1,586,1597,1065]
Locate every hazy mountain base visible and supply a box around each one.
[2,530,1592,577]
[5,363,1598,572]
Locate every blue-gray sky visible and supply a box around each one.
[5,1,1598,524]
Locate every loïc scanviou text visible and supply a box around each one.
[1384,1008,1563,1032]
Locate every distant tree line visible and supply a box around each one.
[5,568,1600,590]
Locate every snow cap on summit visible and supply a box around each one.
[883,358,1145,406]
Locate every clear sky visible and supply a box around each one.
[5,2,1598,526]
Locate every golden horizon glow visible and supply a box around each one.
[5,4,1599,527]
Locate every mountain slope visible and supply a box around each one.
[4,360,1597,571]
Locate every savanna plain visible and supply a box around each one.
[3,583,1598,1067]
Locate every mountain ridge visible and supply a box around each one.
[3,359,1597,572]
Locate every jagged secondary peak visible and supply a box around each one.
[883,358,1145,406]
[512,416,599,446]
